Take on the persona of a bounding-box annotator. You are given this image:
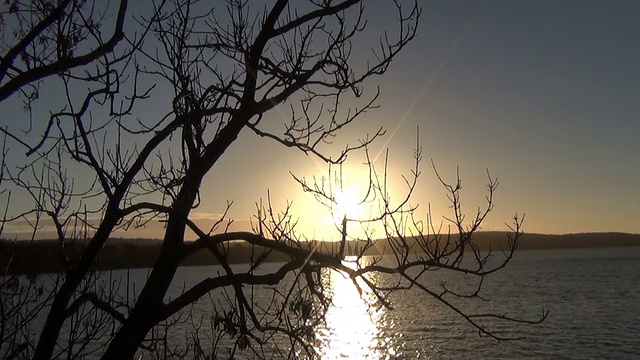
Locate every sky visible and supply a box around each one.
[214,0,640,236]
[1,0,640,238]
[392,0,640,234]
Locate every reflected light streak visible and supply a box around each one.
[315,257,396,359]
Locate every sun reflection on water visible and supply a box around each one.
[315,257,396,359]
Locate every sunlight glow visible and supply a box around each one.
[332,187,364,223]
[315,257,396,359]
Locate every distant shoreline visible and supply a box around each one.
[2,232,639,276]
[513,232,640,250]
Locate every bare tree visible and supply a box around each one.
[0,1,545,359]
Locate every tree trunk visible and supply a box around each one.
[101,218,185,360]
[100,309,157,360]
[31,284,74,360]
[33,218,119,360]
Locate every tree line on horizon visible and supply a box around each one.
[3,232,639,276]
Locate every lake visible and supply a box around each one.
[9,246,640,359]
[157,246,640,359]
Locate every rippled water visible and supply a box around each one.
[377,247,640,359]
[161,246,640,359]
[15,247,640,359]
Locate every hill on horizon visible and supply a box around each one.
[2,232,639,276]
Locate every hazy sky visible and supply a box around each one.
[221,0,640,236]
[2,0,640,238]
[392,0,640,234]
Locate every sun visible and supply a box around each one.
[332,187,364,223]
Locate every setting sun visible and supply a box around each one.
[331,187,365,224]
